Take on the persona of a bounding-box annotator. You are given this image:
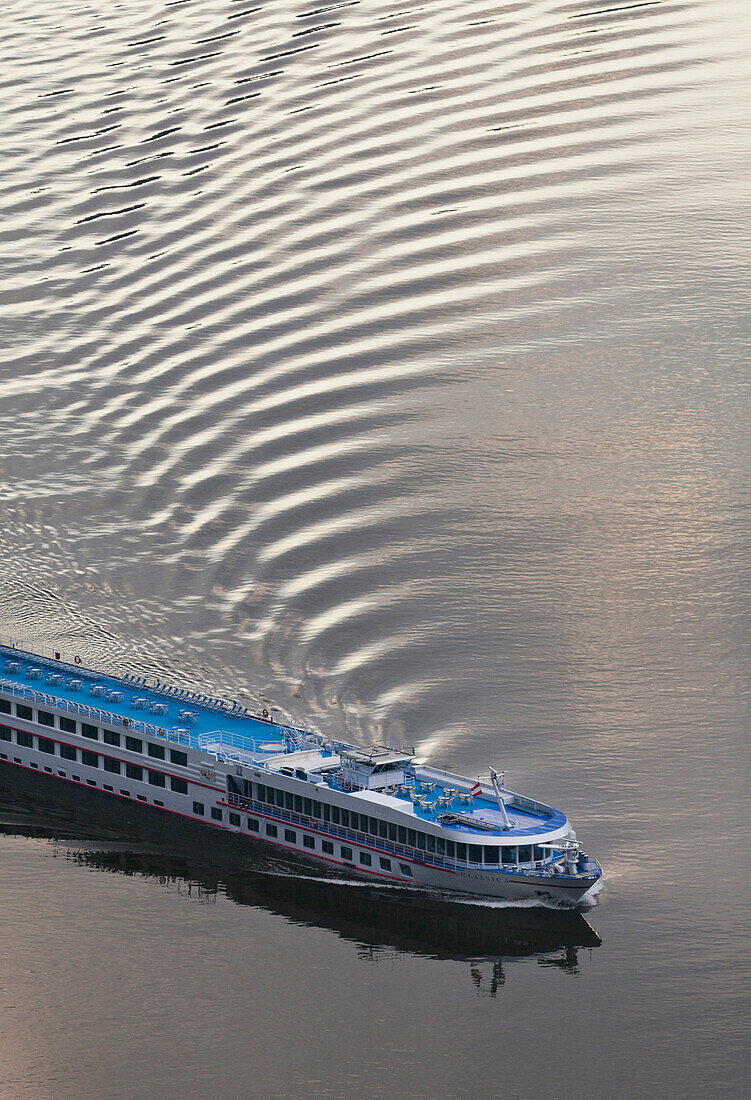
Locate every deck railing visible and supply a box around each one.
[225,792,556,875]
[0,678,191,744]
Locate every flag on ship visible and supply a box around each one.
[470,781,482,797]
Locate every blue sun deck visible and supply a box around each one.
[387,781,566,837]
[0,644,292,758]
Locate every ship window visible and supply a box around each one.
[60,743,76,761]
[340,809,349,828]
[38,710,54,727]
[313,801,321,818]
[502,846,515,865]
[39,737,55,755]
[193,801,204,815]
[399,863,413,877]
[398,826,406,844]
[16,704,32,720]
[426,835,436,853]
[468,845,482,864]
[170,749,187,767]
[484,846,499,864]
[284,829,296,843]
[379,857,391,871]
[266,823,277,837]
[285,793,294,811]
[30,762,38,769]
[518,845,532,863]
[125,736,142,753]
[436,838,445,856]
[248,818,259,832]
[59,716,76,734]
[86,778,96,785]
[276,789,285,809]
[256,784,266,802]
[294,795,303,813]
[0,725,11,741]
[147,742,165,760]
[103,784,113,791]
[153,799,164,807]
[0,699,9,713]
[331,806,340,824]
[303,798,312,816]
[126,763,142,781]
[416,832,426,851]
[137,794,147,802]
[340,846,353,861]
[103,757,120,774]
[81,723,98,740]
[456,843,467,861]
[359,852,372,867]
[211,807,223,821]
[229,813,241,827]
[120,789,129,797]
[446,840,455,858]
[148,770,166,788]
[322,840,334,855]
[81,750,99,768]
[104,730,120,747]
[170,776,188,794]
[17,731,34,748]
[378,820,388,839]
[408,829,417,847]
[533,845,545,862]
[388,823,397,842]
[369,818,378,836]
[322,802,330,821]
[303,834,314,849]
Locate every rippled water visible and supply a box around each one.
[0,0,749,1096]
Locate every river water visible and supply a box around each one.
[0,1,749,1096]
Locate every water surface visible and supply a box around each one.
[0,0,749,1096]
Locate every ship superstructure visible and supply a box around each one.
[0,641,602,903]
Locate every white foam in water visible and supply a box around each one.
[577,879,604,908]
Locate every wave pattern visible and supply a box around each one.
[0,1,749,762]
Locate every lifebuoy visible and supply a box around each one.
[159,727,165,735]
[74,655,82,664]
[262,708,269,719]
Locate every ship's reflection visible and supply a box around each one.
[0,797,601,987]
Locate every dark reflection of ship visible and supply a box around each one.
[0,796,601,989]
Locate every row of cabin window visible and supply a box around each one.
[0,755,171,809]
[254,782,544,865]
[257,821,413,875]
[0,699,187,767]
[193,802,226,821]
[0,725,189,794]
[191,806,414,877]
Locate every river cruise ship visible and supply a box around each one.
[0,641,602,904]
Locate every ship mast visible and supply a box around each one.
[488,767,511,830]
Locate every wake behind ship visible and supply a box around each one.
[0,640,602,904]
